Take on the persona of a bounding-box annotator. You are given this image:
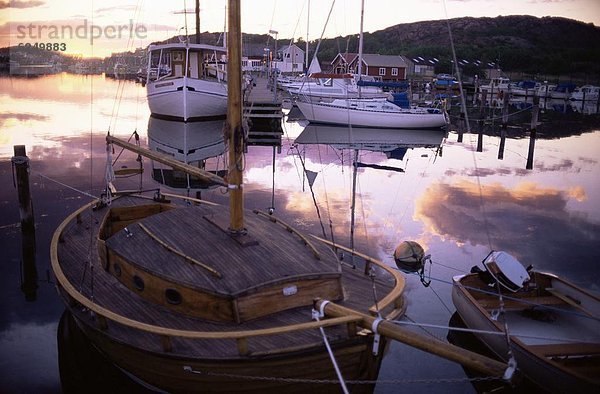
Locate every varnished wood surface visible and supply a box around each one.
[55,194,400,360]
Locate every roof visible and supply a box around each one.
[279,44,304,54]
[331,52,358,65]
[355,54,408,68]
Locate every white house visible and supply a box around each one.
[273,44,304,74]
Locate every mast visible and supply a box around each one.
[350,149,358,266]
[305,0,310,73]
[195,0,200,44]
[357,0,365,96]
[227,0,244,233]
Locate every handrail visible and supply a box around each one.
[51,198,361,342]
[310,235,405,316]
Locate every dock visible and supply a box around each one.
[244,75,283,147]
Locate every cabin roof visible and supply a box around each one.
[105,205,341,297]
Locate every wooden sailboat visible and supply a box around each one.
[50,1,507,392]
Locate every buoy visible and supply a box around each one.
[393,241,425,273]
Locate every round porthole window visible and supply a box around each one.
[165,288,182,305]
[133,275,145,291]
[113,263,122,277]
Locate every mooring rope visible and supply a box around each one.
[312,303,349,394]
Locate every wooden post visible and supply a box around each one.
[476,122,483,152]
[13,145,38,301]
[315,299,507,378]
[526,96,539,170]
[497,90,510,160]
[13,145,34,231]
[457,112,464,143]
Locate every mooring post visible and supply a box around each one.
[12,145,35,231]
[480,90,487,118]
[497,90,510,159]
[476,122,484,152]
[12,145,38,301]
[526,96,540,170]
[457,111,464,143]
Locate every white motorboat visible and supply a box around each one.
[536,83,557,98]
[452,251,600,392]
[570,85,600,101]
[509,81,540,96]
[550,82,577,100]
[146,42,227,122]
[479,77,511,94]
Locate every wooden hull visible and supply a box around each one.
[73,311,385,393]
[452,272,600,392]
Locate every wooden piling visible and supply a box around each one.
[12,145,35,231]
[497,91,510,159]
[12,145,38,301]
[526,96,539,170]
[477,123,484,152]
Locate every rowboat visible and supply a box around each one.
[452,251,600,392]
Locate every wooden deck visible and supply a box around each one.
[55,194,400,360]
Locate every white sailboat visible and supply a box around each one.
[295,0,447,129]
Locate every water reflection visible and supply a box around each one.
[0,73,599,393]
[147,117,226,191]
[414,180,600,287]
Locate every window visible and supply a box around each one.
[391,68,398,76]
[379,67,386,76]
[165,288,182,305]
[133,275,145,291]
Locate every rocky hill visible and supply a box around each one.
[313,15,600,79]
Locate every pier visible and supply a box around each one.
[244,74,283,147]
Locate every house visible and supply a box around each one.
[347,54,408,81]
[330,53,357,74]
[273,43,304,73]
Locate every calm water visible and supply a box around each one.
[1,73,599,393]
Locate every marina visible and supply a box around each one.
[1,67,599,392]
[2,1,600,393]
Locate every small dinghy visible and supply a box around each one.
[452,251,600,392]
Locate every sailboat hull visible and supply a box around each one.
[70,311,387,393]
[296,100,447,129]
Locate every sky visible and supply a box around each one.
[1,0,599,58]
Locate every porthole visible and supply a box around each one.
[133,275,145,291]
[113,263,122,277]
[165,288,182,305]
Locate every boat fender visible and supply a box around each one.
[393,241,425,272]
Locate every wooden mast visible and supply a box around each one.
[227,0,244,233]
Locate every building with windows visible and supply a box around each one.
[273,44,304,73]
[346,54,408,81]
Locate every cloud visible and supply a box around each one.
[0,112,49,126]
[414,180,599,284]
[0,0,44,9]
